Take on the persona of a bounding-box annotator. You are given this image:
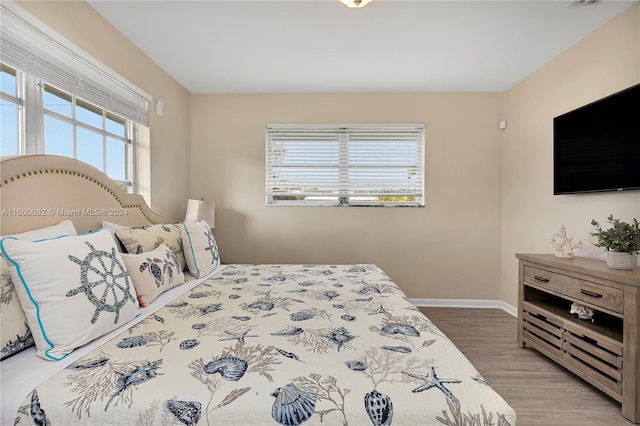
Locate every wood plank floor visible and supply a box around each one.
[419,307,630,425]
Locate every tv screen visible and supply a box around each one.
[553,83,640,195]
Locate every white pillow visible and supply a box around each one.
[0,220,77,361]
[121,244,185,308]
[0,228,138,361]
[3,220,76,241]
[101,221,126,252]
[181,220,220,278]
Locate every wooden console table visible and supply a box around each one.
[516,253,640,423]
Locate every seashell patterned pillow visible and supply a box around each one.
[181,220,220,279]
[121,244,185,307]
[1,228,138,361]
[0,257,33,361]
[116,223,186,270]
[0,220,77,361]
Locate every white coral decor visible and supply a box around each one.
[550,225,583,258]
[570,302,594,320]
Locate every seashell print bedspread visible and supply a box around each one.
[14,264,517,425]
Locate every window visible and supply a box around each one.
[0,65,135,191]
[266,124,425,207]
[0,3,150,192]
[43,83,133,188]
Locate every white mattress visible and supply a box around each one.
[0,266,225,426]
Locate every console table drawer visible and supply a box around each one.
[524,266,623,314]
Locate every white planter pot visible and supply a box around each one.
[606,251,637,270]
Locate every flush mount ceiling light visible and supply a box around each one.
[339,0,374,8]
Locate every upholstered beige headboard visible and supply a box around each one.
[0,155,162,235]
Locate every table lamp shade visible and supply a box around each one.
[185,199,215,228]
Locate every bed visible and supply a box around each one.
[0,154,516,425]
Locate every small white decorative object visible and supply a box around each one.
[550,225,583,258]
[570,302,594,321]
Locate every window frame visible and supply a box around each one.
[0,64,23,155]
[266,123,425,207]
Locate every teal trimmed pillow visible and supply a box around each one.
[181,220,220,278]
[1,228,138,361]
[0,220,77,361]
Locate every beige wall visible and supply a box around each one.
[501,4,640,306]
[191,93,504,299]
[16,1,192,222]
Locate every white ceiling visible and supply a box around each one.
[88,0,637,94]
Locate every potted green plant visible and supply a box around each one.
[590,215,640,270]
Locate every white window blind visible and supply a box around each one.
[266,124,425,207]
[0,4,150,125]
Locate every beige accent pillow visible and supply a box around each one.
[116,223,186,270]
[1,228,138,361]
[182,220,220,279]
[121,244,185,308]
[0,220,77,361]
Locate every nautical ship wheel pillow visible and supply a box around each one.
[0,220,77,361]
[182,220,220,279]
[0,228,138,361]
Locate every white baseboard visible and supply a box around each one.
[409,298,517,318]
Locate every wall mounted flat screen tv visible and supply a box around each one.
[553,83,640,195]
